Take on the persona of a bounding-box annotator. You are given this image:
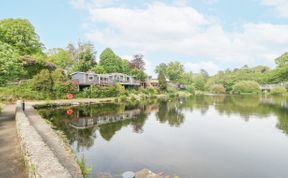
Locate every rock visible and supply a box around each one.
[135,169,162,178]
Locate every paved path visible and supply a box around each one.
[0,105,26,178]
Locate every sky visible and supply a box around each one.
[1,0,288,76]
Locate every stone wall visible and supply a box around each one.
[15,101,82,178]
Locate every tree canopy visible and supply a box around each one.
[0,18,43,55]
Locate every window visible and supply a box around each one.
[88,76,94,81]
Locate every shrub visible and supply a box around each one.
[80,84,125,98]
[210,84,225,94]
[30,69,78,99]
[232,80,260,94]
[186,84,195,95]
[271,86,286,95]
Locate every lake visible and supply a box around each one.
[38,95,288,178]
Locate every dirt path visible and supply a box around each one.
[0,105,26,178]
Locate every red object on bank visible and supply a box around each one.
[67,93,74,99]
[66,109,73,116]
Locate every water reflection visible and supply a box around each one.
[38,96,288,151]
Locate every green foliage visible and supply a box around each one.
[0,18,43,55]
[30,69,78,98]
[186,84,195,95]
[155,61,184,82]
[99,48,123,73]
[267,65,288,83]
[90,65,106,74]
[194,76,205,91]
[77,155,92,178]
[21,54,54,79]
[0,41,23,85]
[47,48,73,69]
[79,84,125,98]
[232,81,260,94]
[70,42,97,72]
[275,52,288,67]
[130,68,147,81]
[210,84,225,94]
[158,70,167,91]
[31,69,53,92]
[207,66,269,92]
[271,86,287,96]
[0,84,48,101]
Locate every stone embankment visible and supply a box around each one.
[15,101,83,178]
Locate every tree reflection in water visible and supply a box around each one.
[38,95,288,150]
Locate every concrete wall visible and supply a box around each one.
[15,101,82,178]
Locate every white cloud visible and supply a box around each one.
[185,61,221,75]
[262,0,288,18]
[72,1,288,74]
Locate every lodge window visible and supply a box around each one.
[88,76,94,81]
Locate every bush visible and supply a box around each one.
[271,86,287,95]
[232,81,260,94]
[79,84,125,98]
[30,69,78,99]
[186,84,195,95]
[210,84,225,94]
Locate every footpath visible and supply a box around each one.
[0,104,26,178]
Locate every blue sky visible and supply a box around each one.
[1,0,288,75]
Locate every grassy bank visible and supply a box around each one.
[0,84,193,103]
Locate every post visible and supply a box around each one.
[22,100,25,111]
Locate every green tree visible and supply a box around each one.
[130,68,147,81]
[158,70,167,91]
[91,65,106,74]
[275,52,288,67]
[99,48,123,73]
[232,81,260,94]
[47,48,73,69]
[194,76,205,91]
[31,69,53,92]
[0,18,43,55]
[0,42,23,85]
[166,61,184,82]
[210,84,225,94]
[155,63,167,76]
[271,86,286,95]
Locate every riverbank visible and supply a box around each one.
[14,93,191,178]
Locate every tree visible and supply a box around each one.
[129,54,145,70]
[71,42,97,72]
[158,70,167,91]
[194,75,205,91]
[99,48,123,73]
[210,84,225,94]
[0,18,43,55]
[166,61,184,82]
[271,86,286,96]
[91,65,106,74]
[0,42,23,85]
[31,69,53,92]
[200,69,209,79]
[155,63,167,76]
[232,81,260,94]
[275,52,288,67]
[47,48,73,69]
[130,68,147,81]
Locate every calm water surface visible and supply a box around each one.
[38,96,288,178]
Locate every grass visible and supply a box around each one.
[77,155,92,178]
[0,103,3,114]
